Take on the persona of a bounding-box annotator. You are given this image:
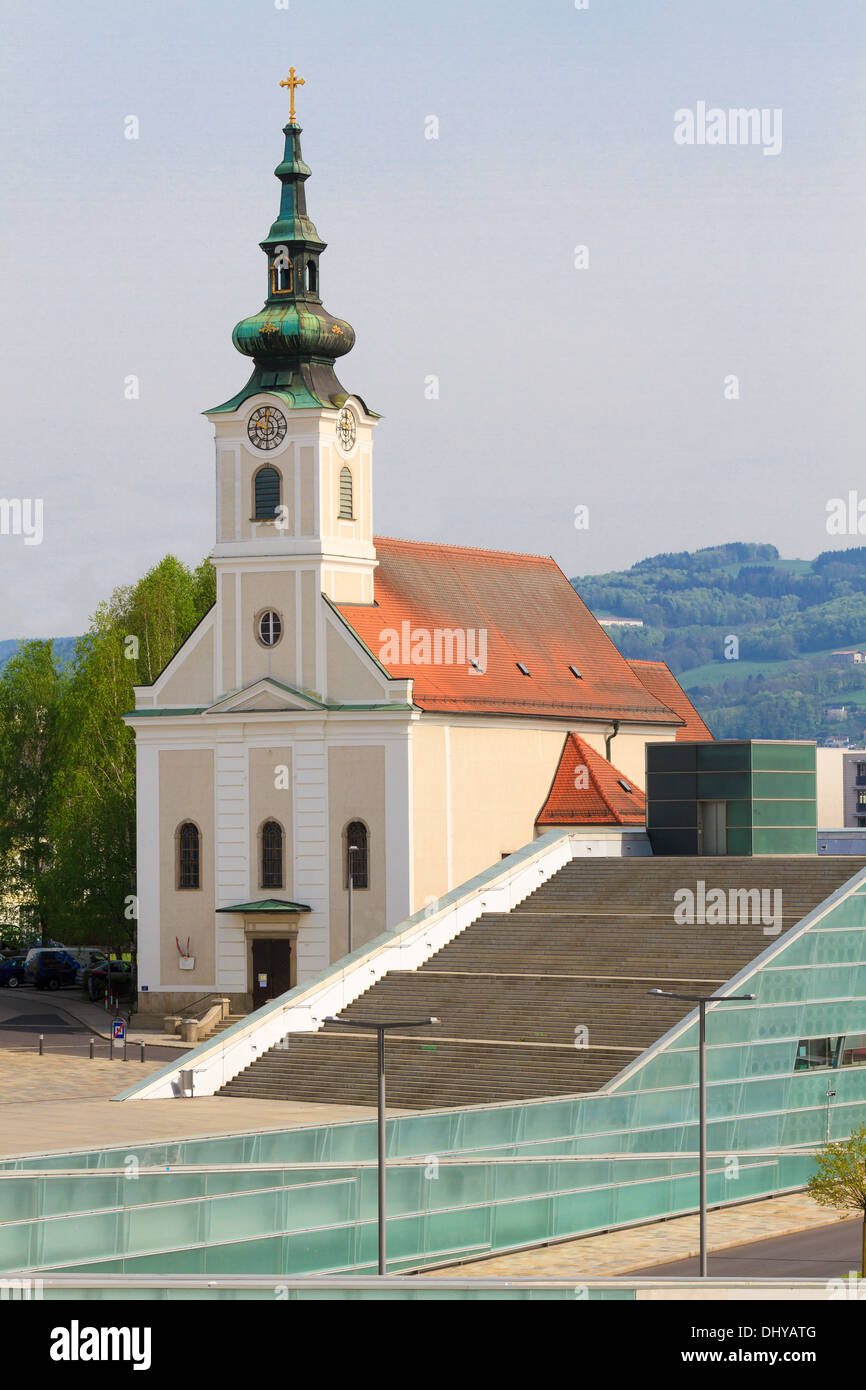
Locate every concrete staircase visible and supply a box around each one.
[219,856,863,1110]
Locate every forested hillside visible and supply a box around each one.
[573,544,866,742]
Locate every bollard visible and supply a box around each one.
[109,1037,114,1061]
[89,1037,95,1060]
[123,1039,127,1062]
[38,1034,44,1056]
[140,1041,146,1064]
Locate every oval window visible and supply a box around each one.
[257,611,282,647]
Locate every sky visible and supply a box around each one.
[1,0,865,637]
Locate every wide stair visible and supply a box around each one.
[220,856,863,1110]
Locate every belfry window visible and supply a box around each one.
[339,466,354,520]
[261,820,284,890]
[257,610,282,648]
[254,466,281,520]
[271,260,293,295]
[345,821,368,889]
[306,259,318,294]
[178,823,200,890]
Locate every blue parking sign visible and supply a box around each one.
[112,1020,126,1041]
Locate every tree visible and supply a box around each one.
[0,642,67,943]
[807,1124,866,1277]
[43,555,215,951]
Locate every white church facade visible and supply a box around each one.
[126,94,710,1018]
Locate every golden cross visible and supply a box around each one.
[279,68,305,124]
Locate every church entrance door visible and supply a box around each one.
[251,938,294,1010]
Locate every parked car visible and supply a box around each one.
[65,947,108,984]
[85,960,133,1002]
[0,955,27,989]
[24,948,80,991]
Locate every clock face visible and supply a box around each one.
[248,405,288,451]
[336,407,357,453]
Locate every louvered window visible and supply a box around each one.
[339,466,354,520]
[255,467,281,520]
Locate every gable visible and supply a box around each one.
[136,609,215,708]
[627,660,712,741]
[537,733,647,826]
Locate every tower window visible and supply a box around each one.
[306,259,318,293]
[261,820,284,890]
[177,822,201,890]
[339,466,354,520]
[257,610,283,648]
[271,260,293,295]
[254,466,282,520]
[345,821,368,889]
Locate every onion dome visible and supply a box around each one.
[210,107,369,415]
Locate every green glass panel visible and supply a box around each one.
[814,896,866,928]
[751,798,816,827]
[752,828,818,854]
[752,743,815,772]
[724,799,751,827]
[726,828,753,855]
[696,742,750,772]
[646,743,698,773]
[646,772,698,800]
[647,801,698,828]
[0,1178,37,1222]
[696,771,751,798]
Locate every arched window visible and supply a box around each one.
[254,466,281,520]
[307,259,318,294]
[261,820,283,890]
[339,466,354,520]
[345,821,368,890]
[178,823,200,890]
[271,259,293,295]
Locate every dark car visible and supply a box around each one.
[0,956,27,989]
[85,960,133,1002]
[25,949,79,991]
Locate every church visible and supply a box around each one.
[126,78,710,1020]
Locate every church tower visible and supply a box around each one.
[206,73,379,702]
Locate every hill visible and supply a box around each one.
[0,637,79,673]
[572,544,866,743]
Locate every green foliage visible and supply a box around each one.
[574,543,866,741]
[0,641,67,942]
[807,1124,866,1275]
[0,555,215,951]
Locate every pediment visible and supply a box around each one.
[204,679,325,716]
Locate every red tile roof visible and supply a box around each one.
[627,659,713,741]
[337,538,684,723]
[536,733,646,826]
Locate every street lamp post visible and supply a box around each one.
[347,845,359,955]
[649,988,755,1277]
[325,1014,438,1275]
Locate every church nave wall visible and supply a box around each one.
[327,744,388,960]
[157,748,216,988]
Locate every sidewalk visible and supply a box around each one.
[10,990,184,1049]
[420,1192,847,1278]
